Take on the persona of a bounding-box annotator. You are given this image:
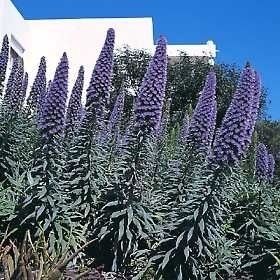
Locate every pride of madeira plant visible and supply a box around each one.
[0,30,278,280]
[87,36,168,275]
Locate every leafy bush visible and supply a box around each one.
[0,30,278,280]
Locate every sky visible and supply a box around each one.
[12,0,280,120]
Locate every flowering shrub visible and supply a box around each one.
[0,34,9,95]
[65,65,84,136]
[26,56,46,112]
[185,71,217,154]
[256,143,269,181]
[211,64,257,165]
[0,32,278,280]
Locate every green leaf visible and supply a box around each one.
[187,227,194,242]
[125,227,133,258]
[202,201,208,215]
[42,218,52,232]
[176,231,185,249]
[111,209,126,219]
[103,201,119,209]
[20,211,35,225]
[193,208,199,221]
[36,204,45,220]
[197,237,203,256]
[162,249,174,269]
[47,196,54,207]
[209,271,216,280]
[84,204,91,217]
[178,265,183,280]
[127,205,133,227]
[118,219,125,241]
[184,246,190,260]
[38,187,47,199]
[55,222,63,243]
[198,219,205,233]
[27,172,34,186]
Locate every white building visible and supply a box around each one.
[0,0,217,89]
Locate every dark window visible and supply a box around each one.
[9,47,20,68]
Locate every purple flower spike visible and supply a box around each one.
[256,143,268,181]
[36,83,49,129]
[27,57,46,111]
[108,92,125,133]
[65,66,84,134]
[85,28,115,123]
[211,64,255,165]
[9,59,24,112]
[244,71,261,151]
[134,36,168,133]
[21,72,29,105]
[46,80,52,93]
[185,71,217,153]
[80,106,86,123]
[39,52,68,139]
[267,153,275,183]
[4,57,19,104]
[0,35,9,92]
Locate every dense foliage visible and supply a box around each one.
[0,31,279,280]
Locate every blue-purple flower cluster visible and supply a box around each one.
[4,57,19,105]
[21,72,29,105]
[27,57,47,111]
[244,71,261,150]
[108,92,125,134]
[8,59,25,112]
[0,29,275,184]
[185,71,217,153]
[85,28,115,123]
[256,143,268,181]
[0,35,9,90]
[267,153,275,183]
[39,53,68,139]
[211,64,259,165]
[134,36,167,133]
[65,66,84,134]
[46,80,52,94]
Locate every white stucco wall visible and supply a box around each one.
[25,17,155,90]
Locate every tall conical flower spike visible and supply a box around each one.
[207,101,217,147]
[85,28,115,124]
[267,153,275,183]
[108,91,125,134]
[256,143,268,181]
[211,64,255,165]
[9,59,24,112]
[4,57,19,104]
[46,80,52,93]
[134,36,168,133]
[65,65,84,134]
[0,35,9,94]
[27,56,47,111]
[185,71,217,153]
[37,81,49,129]
[39,53,68,139]
[21,72,28,106]
[244,70,261,151]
